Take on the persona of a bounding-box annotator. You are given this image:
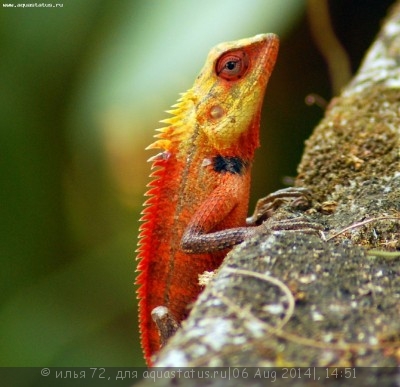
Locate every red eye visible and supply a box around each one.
[215,50,249,81]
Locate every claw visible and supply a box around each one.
[247,187,313,226]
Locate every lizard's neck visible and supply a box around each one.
[218,113,261,162]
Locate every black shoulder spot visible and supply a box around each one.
[212,155,247,175]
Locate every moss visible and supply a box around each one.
[297,86,400,202]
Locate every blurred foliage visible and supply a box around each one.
[0,0,394,367]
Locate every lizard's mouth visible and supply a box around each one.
[247,33,280,95]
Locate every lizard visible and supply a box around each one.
[136,33,314,366]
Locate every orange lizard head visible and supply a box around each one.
[147,34,279,160]
[193,33,279,157]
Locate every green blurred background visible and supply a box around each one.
[0,0,394,367]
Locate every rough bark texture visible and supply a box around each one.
[137,3,400,385]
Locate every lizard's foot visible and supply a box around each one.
[151,306,179,347]
[246,187,313,226]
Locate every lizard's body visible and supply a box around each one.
[136,34,279,365]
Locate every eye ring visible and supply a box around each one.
[215,50,249,81]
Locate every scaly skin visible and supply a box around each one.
[136,34,279,365]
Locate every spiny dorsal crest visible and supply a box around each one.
[146,89,196,153]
